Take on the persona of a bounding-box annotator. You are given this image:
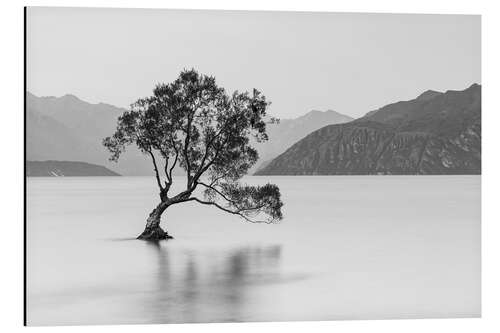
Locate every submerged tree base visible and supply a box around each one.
[137,226,173,241]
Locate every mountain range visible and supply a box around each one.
[256,84,481,175]
[250,110,353,172]
[27,93,161,176]
[26,92,353,176]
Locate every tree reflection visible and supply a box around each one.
[144,242,283,323]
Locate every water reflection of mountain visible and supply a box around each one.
[143,243,290,323]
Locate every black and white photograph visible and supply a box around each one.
[24,6,481,326]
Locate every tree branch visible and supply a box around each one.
[148,149,164,191]
[185,197,274,224]
[197,181,239,205]
[192,116,233,182]
[168,141,180,181]
[163,155,171,184]
[207,169,233,187]
[183,117,193,187]
[191,135,230,185]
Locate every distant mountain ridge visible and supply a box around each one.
[256,84,481,175]
[27,160,120,177]
[416,90,442,101]
[26,92,353,176]
[27,93,126,140]
[26,92,160,176]
[251,109,353,173]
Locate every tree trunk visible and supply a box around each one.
[137,202,173,241]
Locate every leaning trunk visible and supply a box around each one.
[137,203,173,241]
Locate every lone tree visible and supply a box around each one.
[103,69,283,240]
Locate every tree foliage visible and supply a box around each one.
[103,69,283,224]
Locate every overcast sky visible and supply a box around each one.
[27,7,480,119]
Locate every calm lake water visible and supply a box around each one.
[26,176,480,325]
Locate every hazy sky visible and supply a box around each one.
[27,7,480,119]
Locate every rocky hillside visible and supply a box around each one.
[255,84,481,175]
[250,110,353,173]
[26,160,120,177]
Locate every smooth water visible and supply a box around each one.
[26,176,480,325]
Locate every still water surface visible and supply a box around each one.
[27,176,480,325]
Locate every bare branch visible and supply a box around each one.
[168,141,180,181]
[163,155,171,184]
[183,96,205,188]
[197,181,239,205]
[185,197,274,224]
[191,135,230,184]
[148,149,164,191]
[196,125,226,173]
[183,118,193,187]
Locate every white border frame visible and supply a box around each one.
[2,0,499,332]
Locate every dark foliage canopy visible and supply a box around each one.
[103,69,283,224]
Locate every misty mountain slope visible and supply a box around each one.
[256,84,481,175]
[251,110,353,173]
[26,92,125,139]
[26,108,88,161]
[26,92,162,176]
